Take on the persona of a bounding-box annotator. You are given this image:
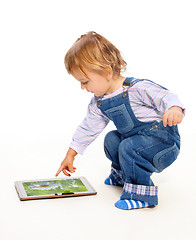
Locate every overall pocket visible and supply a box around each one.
[105,104,134,134]
[153,143,180,172]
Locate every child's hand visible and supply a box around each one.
[162,106,183,127]
[55,148,77,177]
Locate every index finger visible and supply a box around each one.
[55,166,64,177]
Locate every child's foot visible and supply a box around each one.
[115,199,154,210]
[104,177,117,186]
[104,177,123,187]
[104,167,124,186]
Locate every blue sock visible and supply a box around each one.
[104,167,124,186]
[115,199,154,210]
[104,177,118,186]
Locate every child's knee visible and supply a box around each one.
[119,138,134,155]
[104,130,121,148]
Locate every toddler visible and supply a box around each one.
[56,31,184,210]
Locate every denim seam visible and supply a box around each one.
[134,140,162,154]
[132,153,137,183]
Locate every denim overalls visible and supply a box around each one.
[98,77,180,205]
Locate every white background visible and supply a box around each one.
[0,1,195,240]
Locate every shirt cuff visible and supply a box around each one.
[163,94,186,116]
[69,142,86,155]
[166,103,186,116]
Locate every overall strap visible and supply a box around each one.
[123,77,168,90]
[123,77,135,86]
[123,77,143,87]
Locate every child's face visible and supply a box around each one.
[72,68,113,97]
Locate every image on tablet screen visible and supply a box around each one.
[22,179,88,196]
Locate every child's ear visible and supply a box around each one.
[105,66,113,81]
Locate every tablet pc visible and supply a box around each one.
[15,177,97,201]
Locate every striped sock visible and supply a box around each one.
[104,177,118,186]
[115,199,154,210]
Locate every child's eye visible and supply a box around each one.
[83,82,88,85]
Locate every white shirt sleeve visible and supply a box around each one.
[69,97,110,155]
[137,81,185,114]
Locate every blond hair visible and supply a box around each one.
[64,31,127,78]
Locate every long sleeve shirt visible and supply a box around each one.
[70,80,185,155]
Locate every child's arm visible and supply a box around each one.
[69,97,109,155]
[134,81,185,125]
[162,106,183,127]
[55,148,77,177]
[55,98,109,177]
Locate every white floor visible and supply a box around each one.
[0,132,195,240]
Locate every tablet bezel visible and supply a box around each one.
[15,176,97,201]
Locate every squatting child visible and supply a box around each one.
[56,31,184,210]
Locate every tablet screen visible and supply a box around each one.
[22,178,88,197]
